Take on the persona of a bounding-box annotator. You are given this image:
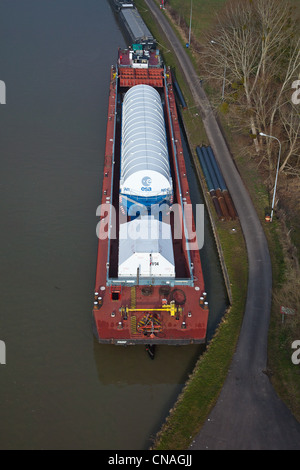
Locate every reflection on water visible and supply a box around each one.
[93,341,206,449]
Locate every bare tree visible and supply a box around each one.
[200,0,300,177]
[202,1,261,149]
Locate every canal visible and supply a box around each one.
[0,0,227,449]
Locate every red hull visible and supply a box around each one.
[93,55,209,345]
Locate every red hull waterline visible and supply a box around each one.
[93,47,209,345]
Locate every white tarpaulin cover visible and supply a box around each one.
[118,216,175,278]
[120,84,172,199]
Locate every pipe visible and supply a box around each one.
[217,192,231,220]
[207,146,227,191]
[201,146,220,190]
[196,146,214,191]
[223,190,238,219]
[211,192,225,220]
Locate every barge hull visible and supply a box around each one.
[93,52,208,345]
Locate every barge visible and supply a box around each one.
[93,44,209,345]
[111,1,134,12]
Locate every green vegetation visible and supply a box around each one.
[160,0,227,38]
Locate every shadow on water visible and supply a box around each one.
[93,340,206,448]
[94,341,206,386]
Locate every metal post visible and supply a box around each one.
[188,0,193,46]
[211,40,226,100]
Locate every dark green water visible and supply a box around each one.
[0,0,227,449]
